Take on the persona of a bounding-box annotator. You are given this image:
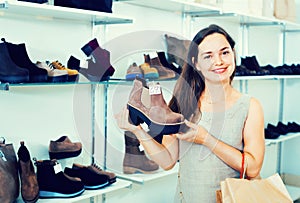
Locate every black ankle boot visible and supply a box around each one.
[157,51,182,75]
[0,42,29,83]
[67,55,81,71]
[34,159,84,198]
[123,131,159,174]
[1,39,48,83]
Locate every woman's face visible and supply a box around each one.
[195,33,235,83]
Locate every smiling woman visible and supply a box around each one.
[115,24,265,203]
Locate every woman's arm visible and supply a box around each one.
[177,98,265,178]
[115,107,179,170]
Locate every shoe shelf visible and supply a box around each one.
[27,178,132,203]
[115,0,220,13]
[265,133,300,145]
[0,1,132,25]
[234,75,300,81]
[117,0,300,30]
[116,162,179,184]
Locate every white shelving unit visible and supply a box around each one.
[1,1,132,24]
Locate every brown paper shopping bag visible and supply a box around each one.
[217,153,293,203]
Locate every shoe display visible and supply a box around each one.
[139,62,159,79]
[157,51,182,75]
[147,54,176,79]
[0,42,29,83]
[127,77,185,136]
[49,136,82,160]
[241,56,270,76]
[88,163,117,184]
[126,62,143,80]
[34,159,85,198]
[36,61,68,83]
[123,131,159,174]
[50,61,79,82]
[17,141,39,203]
[64,164,110,190]
[81,38,115,77]
[1,38,48,83]
[79,58,111,82]
[264,128,280,139]
[67,55,81,72]
[164,34,191,68]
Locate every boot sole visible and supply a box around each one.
[127,104,185,135]
[22,194,39,203]
[49,149,82,160]
[123,166,159,174]
[39,188,85,199]
[0,74,29,83]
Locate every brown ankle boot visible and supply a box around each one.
[127,77,185,135]
[123,131,159,174]
[17,141,39,203]
[149,56,176,79]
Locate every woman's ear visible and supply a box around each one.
[192,57,195,64]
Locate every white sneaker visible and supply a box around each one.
[36,61,68,82]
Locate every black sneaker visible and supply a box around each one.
[34,159,85,198]
[64,164,110,190]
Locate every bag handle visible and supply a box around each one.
[240,153,247,179]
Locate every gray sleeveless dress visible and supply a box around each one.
[174,94,251,203]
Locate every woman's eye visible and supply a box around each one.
[222,51,230,55]
[203,55,211,59]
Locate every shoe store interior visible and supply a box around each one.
[1,0,300,202]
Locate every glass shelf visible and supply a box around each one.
[18,178,132,203]
[265,133,300,144]
[234,75,300,81]
[115,0,220,13]
[3,74,300,91]
[116,162,179,184]
[117,0,300,30]
[0,1,132,25]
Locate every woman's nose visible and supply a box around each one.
[214,54,223,65]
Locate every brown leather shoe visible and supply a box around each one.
[49,136,82,159]
[17,141,39,203]
[127,77,185,135]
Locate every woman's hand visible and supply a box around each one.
[175,120,209,144]
[114,107,141,132]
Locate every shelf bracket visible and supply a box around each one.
[0,1,7,9]
[240,21,284,27]
[0,82,9,91]
[186,10,235,18]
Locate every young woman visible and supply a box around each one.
[115,24,265,202]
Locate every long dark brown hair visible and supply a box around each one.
[169,24,236,120]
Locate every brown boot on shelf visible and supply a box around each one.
[17,141,39,203]
[127,77,185,136]
[123,131,159,174]
[148,55,176,79]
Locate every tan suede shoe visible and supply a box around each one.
[49,136,82,160]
